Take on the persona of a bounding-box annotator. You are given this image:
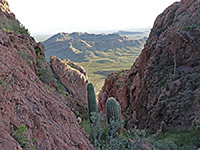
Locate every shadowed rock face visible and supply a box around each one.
[0,1,93,149]
[50,56,88,104]
[99,0,200,131]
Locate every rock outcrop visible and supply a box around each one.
[99,0,200,131]
[0,1,93,149]
[50,56,88,104]
[0,0,15,19]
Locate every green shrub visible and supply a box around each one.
[182,24,197,31]
[83,112,200,150]
[85,112,146,150]
[151,128,200,150]
[17,50,30,64]
[56,83,67,96]
[0,76,11,92]
[0,18,29,36]
[37,67,54,84]
[151,137,177,150]
[34,48,41,54]
[36,54,54,84]
[12,126,35,149]
[167,19,173,27]
[36,54,45,68]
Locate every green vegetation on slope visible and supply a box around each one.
[0,17,29,36]
[82,112,200,150]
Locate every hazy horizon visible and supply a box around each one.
[33,27,151,42]
[8,0,180,36]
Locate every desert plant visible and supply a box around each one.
[161,121,167,134]
[17,50,30,64]
[36,54,54,84]
[37,67,54,84]
[151,127,200,150]
[0,18,29,36]
[90,112,126,150]
[196,126,200,131]
[87,83,98,121]
[12,125,35,149]
[87,112,146,150]
[106,97,121,123]
[0,76,11,92]
[55,82,67,96]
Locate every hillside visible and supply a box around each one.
[43,32,146,62]
[0,1,93,149]
[43,32,146,93]
[99,0,200,131]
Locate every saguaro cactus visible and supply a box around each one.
[87,83,98,121]
[106,97,121,123]
[161,121,167,133]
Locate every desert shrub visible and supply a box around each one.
[151,137,177,150]
[55,82,67,96]
[34,48,41,54]
[85,112,146,150]
[167,19,173,27]
[12,126,35,150]
[83,112,200,150]
[37,67,54,84]
[182,24,197,31]
[36,54,45,68]
[17,50,30,64]
[0,76,11,92]
[35,54,54,84]
[151,128,200,150]
[0,18,29,36]
[90,112,126,150]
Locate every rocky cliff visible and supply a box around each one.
[50,56,88,104]
[0,0,14,19]
[99,0,200,131]
[0,1,93,149]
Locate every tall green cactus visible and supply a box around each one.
[106,97,121,123]
[161,121,167,133]
[87,83,98,121]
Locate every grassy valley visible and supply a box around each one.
[43,32,146,94]
[79,61,133,95]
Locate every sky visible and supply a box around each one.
[7,0,180,35]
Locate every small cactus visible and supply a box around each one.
[196,126,200,131]
[87,83,98,121]
[161,121,167,133]
[106,97,121,123]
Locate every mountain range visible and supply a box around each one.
[43,32,147,93]
[43,32,147,63]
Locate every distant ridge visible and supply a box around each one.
[114,30,144,35]
[43,32,146,62]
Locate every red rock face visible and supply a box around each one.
[0,2,93,149]
[99,0,200,131]
[0,0,15,19]
[50,56,88,104]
